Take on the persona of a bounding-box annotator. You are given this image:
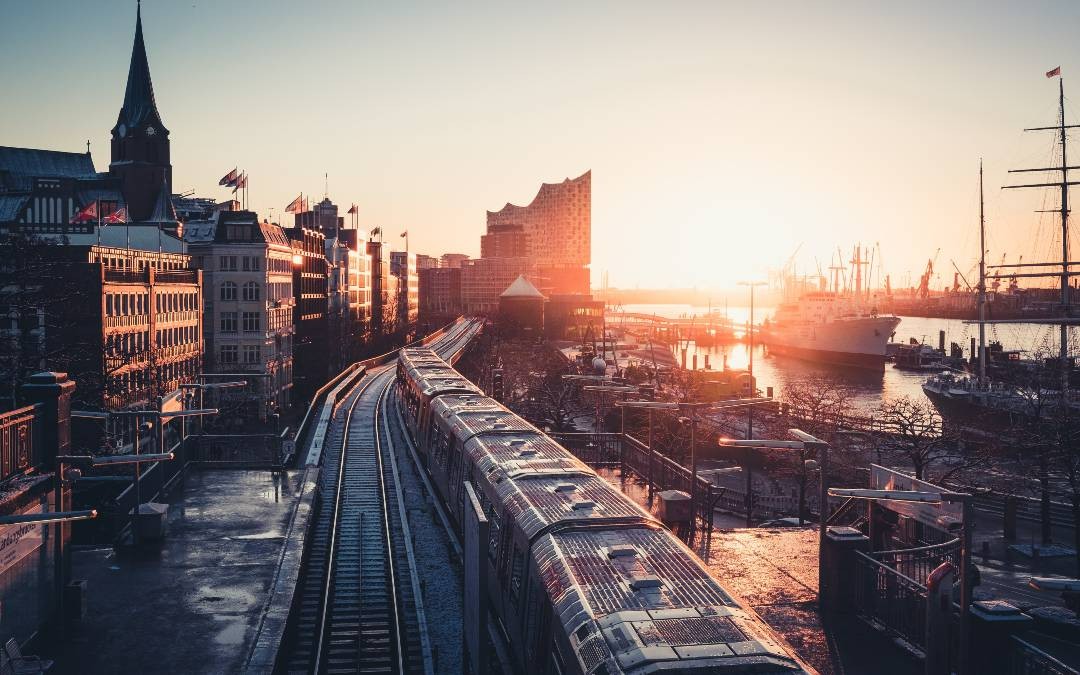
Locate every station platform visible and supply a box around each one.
[46,468,305,674]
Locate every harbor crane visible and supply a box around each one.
[915,248,941,299]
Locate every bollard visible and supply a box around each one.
[969,601,1032,675]
[1004,496,1018,542]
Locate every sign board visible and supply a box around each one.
[0,501,44,576]
[870,464,962,531]
[463,482,489,675]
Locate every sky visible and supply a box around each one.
[3,0,1080,292]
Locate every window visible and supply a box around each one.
[252,257,261,271]
[220,345,238,364]
[242,312,261,332]
[220,312,237,333]
[221,282,237,301]
[243,345,261,364]
[242,281,260,301]
[219,255,237,271]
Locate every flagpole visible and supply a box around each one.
[96,199,101,247]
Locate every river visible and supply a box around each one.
[619,303,1078,412]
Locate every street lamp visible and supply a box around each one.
[736,280,768,527]
[719,429,830,605]
[617,397,774,531]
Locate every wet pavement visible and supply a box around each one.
[704,527,918,675]
[596,467,919,674]
[47,468,302,675]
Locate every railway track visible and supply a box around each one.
[280,323,477,674]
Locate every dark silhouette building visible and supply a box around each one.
[285,226,328,400]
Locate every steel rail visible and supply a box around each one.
[311,372,380,675]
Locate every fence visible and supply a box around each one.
[547,431,791,525]
[1012,636,1080,675]
[853,550,928,652]
[188,433,284,468]
[0,404,39,482]
[871,538,960,591]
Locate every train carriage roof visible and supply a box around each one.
[440,408,536,437]
[490,470,653,540]
[535,528,803,673]
[416,373,483,398]
[430,393,505,421]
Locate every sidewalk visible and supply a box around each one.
[704,526,919,675]
[969,506,1079,610]
[47,468,304,675]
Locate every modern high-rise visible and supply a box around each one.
[390,251,419,331]
[485,170,590,295]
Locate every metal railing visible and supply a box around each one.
[1012,636,1080,675]
[872,538,961,590]
[853,550,927,651]
[0,403,40,482]
[188,433,284,468]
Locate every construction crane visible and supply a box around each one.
[950,259,972,291]
[915,248,940,299]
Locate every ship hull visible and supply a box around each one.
[762,316,901,370]
[920,386,1008,427]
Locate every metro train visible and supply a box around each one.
[396,347,810,675]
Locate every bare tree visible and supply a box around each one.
[873,394,979,482]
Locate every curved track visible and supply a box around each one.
[281,322,478,674]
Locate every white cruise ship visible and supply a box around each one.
[761,291,900,369]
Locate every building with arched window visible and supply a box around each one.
[185,210,294,417]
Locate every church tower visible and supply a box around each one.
[109,2,171,222]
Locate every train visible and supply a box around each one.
[396,347,810,674]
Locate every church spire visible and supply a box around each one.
[115,1,167,134]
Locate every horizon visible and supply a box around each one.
[4,1,1080,290]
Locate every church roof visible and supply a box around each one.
[144,181,177,224]
[0,147,96,189]
[500,274,545,299]
[115,4,167,134]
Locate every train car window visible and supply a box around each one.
[510,546,525,602]
[487,508,501,561]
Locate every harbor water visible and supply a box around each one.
[619,303,1080,412]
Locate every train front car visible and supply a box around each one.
[533,525,808,674]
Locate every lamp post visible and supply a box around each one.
[79,406,218,544]
[720,429,830,605]
[612,398,768,537]
[737,280,767,526]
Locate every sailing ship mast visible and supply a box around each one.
[978,160,987,380]
[1000,74,1080,398]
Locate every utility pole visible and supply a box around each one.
[738,280,767,525]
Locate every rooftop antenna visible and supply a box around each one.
[324,172,328,200]
[86,140,90,154]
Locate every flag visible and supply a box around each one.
[1047,66,1062,78]
[347,204,358,215]
[370,226,381,237]
[285,194,303,213]
[218,168,238,186]
[70,201,98,224]
[104,207,127,224]
[232,172,246,193]
[400,230,408,238]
